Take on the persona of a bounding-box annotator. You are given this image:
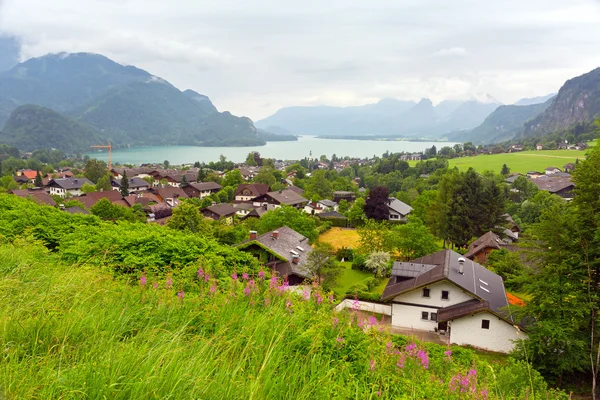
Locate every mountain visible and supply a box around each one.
[449,98,553,144]
[0,36,20,73]
[0,104,103,153]
[514,93,556,106]
[523,68,600,136]
[0,52,264,150]
[256,97,500,137]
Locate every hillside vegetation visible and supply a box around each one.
[0,195,567,399]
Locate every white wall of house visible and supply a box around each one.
[49,187,66,197]
[391,281,475,330]
[388,211,407,222]
[449,312,526,353]
[199,190,212,199]
[236,195,255,202]
[335,299,391,316]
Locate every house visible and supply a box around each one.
[505,174,524,184]
[148,186,188,207]
[532,175,575,199]
[111,177,151,193]
[16,169,39,180]
[78,190,123,209]
[502,214,521,239]
[122,192,162,208]
[237,226,313,285]
[182,182,222,199]
[46,178,94,197]
[238,167,261,181]
[544,167,561,175]
[464,231,517,264]
[201,203,237,224]
[111,167,153,180]
[13,175,30,185]
[569,142,588,150]
[145,202,173,223]
[536,144,543,150]
[333,191,356,203]
[304,199,338,215]
[387,197,413,222]
[525,171,543,179]
[563,163,576,173]
[234,183,270,202]
[10,189,57,206]
[233,202,255,217]
[509,145,523,153]
[252,189,308,209]
[286,185,305,196]
[242,203,278,219]
[381,249,525,353]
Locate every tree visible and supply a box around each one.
[364,251,391,278]
[120,170,130,196]
[386,218,439,261]
[304,170,333,201]
[95,172,113,192]
[205,172,222,185]
[81,182,96,194]
[304,242,343,289]
[245,152,258,167]
[222,169,244,188]
[197,166,207,182]
[364,186,390,220]
[256,205,319,243]
[337,199,350,214]
[180,174,188,187]
[34,170,43,188]
[167,202,212,234]
[357,219,389,254]
[501,164,510,176]
[84,159,107,184]
[347,197,366,227]
[253,167,277,186]
[164,160,170,169]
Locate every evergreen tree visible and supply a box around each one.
[34,170,43,187]
[197,166,207,182]
[120,170,130,196]
[180,174,188,187]
[501,164,510,176]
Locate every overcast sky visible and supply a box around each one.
[1,0,600,120]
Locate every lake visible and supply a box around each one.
[85,136,458,165]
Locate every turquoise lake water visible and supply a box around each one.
[85,136,457,165]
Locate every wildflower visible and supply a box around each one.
[243,286,251,296]
[197,268,204,279]
[232,272,238,281]
[165,276,173,289]
[302,290,310,301]
[396,355,405,369]
[405,343,417,356]
[204,274,210,282]
[357,318,366,329]
[258,270,265,279]
[316,293,323,305]
[328,294,334,303]
[368,316,378,326]
[285,300,293,314]
[242,272,249,280]
[248,279,255,288]
[386,341,393,353]
[417,350,429,369]
[369,359,376,371]
[269,275,278,288]
[152,282,159,290]
[480,389,489,399]
[352,298,361,311]
[139,274,147,286]
[377,391,381,397]
[177,291,185,299]
[332,317,339,327]
[444,349,452,357]
[468,369,477,377]
[264,297,271,307]
[336,336,345,347]
[209,284,217,294]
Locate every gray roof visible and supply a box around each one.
[264,189,308,206]
[203,203,236,217]
[47,177,94,190]
[533,175,574,193]
[243,226,313,278]
[111,177,151,189]
[382,249,511,322]
[189,181,222,191]
[319,199,337,207]
[505,174,523,184]
[387,197,413,216]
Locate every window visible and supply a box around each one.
[422,288,430,298]
[441,290,449,300]
[390,214,399,219]
[481,319,490,329]
[430,313,437,321]
[421,311,429,320]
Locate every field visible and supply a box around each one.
[319,227,361,249]
[447,149,585,174]
[333,261,387,297]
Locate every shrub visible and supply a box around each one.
[336,247,354,261]
[351,253,367,270]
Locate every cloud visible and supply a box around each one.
[0,0,600,119]
[432,47,467,57]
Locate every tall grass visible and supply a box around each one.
[0,239,567,399]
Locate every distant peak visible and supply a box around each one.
[416,98,433,106]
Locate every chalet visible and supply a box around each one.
[333,191,356,203]
[182,182,222,199]
[544,166,561,175]
[464,231,517,264]
[111,167,153,180]
[10,189,56,206]
[235,183,270,202]
[148,186,188,207]
[16,169,39,180]
[503,214,521,239]
[569,142,588,150]
[532,175,575,199]
[122,192,161,208]
[238,167,261,181]
[237,227,313,285]
[525,171,543,179]
[286,185,305,196]
[381,250,525,353]
[201,203,237,224]
[252,189,308,209]
[78,190,123,209]
[508,145,523,153]
[504,174,523,184]
[145,202,173,223]
[46,178,94,197]
[536,144,543,150]
[400,153,422,161]
[233,202,255,217]
[13,175,30,184]
[387,197,413,222]
[111,177,151,193]
[242,203,278,219]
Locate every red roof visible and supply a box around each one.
[21,170,38,179]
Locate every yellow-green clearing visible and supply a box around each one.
[447,150,585,174]
[319,227,361,249]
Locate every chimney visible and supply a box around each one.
[292,255,300,264]
[249,230,258,240]
[271,230,279,240]
[458,257,465,275]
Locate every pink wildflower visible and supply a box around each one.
[258,270,265,279]
[328,294,334,303]
[332,317,339,327]
[197,268,204,279]
[165,276,173,289]
[269,275,278,288]
[177,291,185,299]
[242,272,249,280]
[368,316,378,326]
[369,359,376,371]
[204,274,210,282]
[377,391,381,397]
[417,350,429,369]
[302,290,310,301]
[316,293,323,305]
[396,355,405,369]
[232,272,238,281]
[336,337,345,346]
[139,274,147,286]
[209,284,217,294]
[444,349,452,357]
[243,286,251,296]
[285,300,293,314]
[152,282,159,290]
[248,279,255,288]
[405,343,417,356]
[352,298,361,311]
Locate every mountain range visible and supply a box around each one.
[0,52,276,152]
[256,97,501,138]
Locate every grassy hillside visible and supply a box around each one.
[0,196,568,399]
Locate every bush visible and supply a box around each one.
[336,247,354,261]
[351,253,367,270]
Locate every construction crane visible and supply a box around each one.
[91,142,112,170]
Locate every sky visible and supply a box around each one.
[1,0,600,120]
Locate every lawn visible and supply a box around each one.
[447,149,587,174]
[320,227,361,249]
[333,261,387,297]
